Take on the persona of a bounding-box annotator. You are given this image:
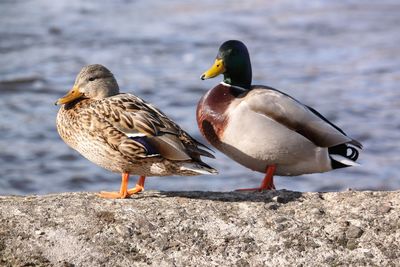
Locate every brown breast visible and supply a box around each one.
[196,84,237,148]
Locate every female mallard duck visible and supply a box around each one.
[197,40,362,191]
[56,64,217,199]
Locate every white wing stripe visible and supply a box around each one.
[126,132,147,138]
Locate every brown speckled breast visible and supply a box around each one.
[196,84,237,148]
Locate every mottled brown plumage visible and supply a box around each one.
[56,64,216,198]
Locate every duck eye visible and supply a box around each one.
[88,77,96,82]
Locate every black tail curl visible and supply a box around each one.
[329,143,360,169]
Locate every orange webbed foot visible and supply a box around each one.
[127,175,146,196]
[98,191,129,199]
[235,165,276,192]
[127,184,144,196]
[98,174,146,199]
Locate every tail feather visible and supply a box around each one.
[179,162,218,175]
[349,139,363,149]
[330,154,360,167]
[187,146,215,159]
[193,139,215,153]
[329,143,361,169]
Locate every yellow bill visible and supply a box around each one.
[201,58,225,80]
[55,86,83,105]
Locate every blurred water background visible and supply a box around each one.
[0,0,399,195]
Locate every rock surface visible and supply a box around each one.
[0,190,399,266]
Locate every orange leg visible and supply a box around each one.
[236,165,276,192]
[98,173,146,199]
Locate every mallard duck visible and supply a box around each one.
[56,64,217,199]
[197,40,362,191]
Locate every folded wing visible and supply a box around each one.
[92,94,214,161]
[245,86,362,148]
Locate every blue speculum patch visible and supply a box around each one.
[129,136,159,156]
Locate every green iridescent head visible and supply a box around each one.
[201,40,252,89]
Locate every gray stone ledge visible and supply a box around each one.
[0,190,399,266]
